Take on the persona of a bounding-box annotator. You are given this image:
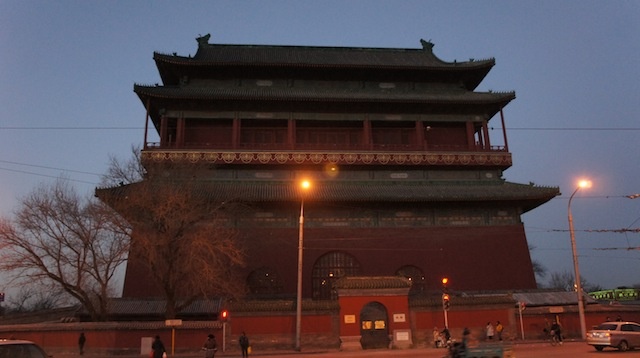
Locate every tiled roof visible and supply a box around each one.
[512,291,598,307]
[410,294,516,308]
[228,299,338,313]
[105,298,222,316]
[133,84,514,107]
[154,41,493,70]
[334,276,412,290]
[97,180,559,212]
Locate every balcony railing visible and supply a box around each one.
[145,142,506,152]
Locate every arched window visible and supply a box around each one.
[396,265,425,294]
[312,251,361,300]
[246,267,284,298]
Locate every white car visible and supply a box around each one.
[0,339,51,358]
[586,321,640,352]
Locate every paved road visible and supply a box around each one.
[53,341,634,357]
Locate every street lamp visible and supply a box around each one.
[568,179,591,340]
[295,179,311,351]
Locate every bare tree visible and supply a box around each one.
[0,179,130,321]
[529,245,547,279]
[5,285,71,313]
[100,145,145,187]
[97,147,247,318]
[101,176,246,318]
[547,270,600,293]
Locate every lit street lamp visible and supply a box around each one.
[567,179,591,340]
[295,179,311,351]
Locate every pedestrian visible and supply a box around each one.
[432,326,441,348]
[239,331,250,357]
[78,332,86,355]
[151,335,166,358]
[202,334,217,358]
[550,320,563,344]
[495,321,504,340]
[485,322,494,340]
[441,326,451,343]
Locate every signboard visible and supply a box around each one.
[344,314,356,324]
[393,313,406,323]
[165,319,183,326]
[549,306,565,313]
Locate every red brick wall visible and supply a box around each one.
[124,224,536,298]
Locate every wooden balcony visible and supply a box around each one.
[142,142,511,168]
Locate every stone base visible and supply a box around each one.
[339,336,362,351]
[392,329,413,349]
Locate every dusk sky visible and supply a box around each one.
[1,1,639,293]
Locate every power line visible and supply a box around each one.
[492,127,640,131]
[0,160,102,177]
[0,167,97,185]
[0,126,141,130]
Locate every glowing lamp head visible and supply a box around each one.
[442,278,449,285]
[578,180,592,189]
[300,180,311,190]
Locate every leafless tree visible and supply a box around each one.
[547,270,600,292]
[101,176,246,318]
[100,145,145,187]
[5,285,71,313]
[0,179,130,321]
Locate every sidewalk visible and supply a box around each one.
[50,346,336,358]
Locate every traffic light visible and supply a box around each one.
[219,309,229,322]
[442,294,450,311]
[441,277,449,293]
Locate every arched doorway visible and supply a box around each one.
[359,301,390,349]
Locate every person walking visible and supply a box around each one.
[78,332,86,355]
[495,321,504,340]
[485,322,494,340]
[202,334,217,358]
[239,332,250,357]
[151,336,166,358]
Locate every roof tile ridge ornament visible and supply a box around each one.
[196,33,211,48]
[420,38,434,52]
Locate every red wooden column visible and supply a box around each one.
[232,116,240,149]
[363,117,372,150]
[288,116,296,150]
[500,108,509,152]
[159,115,168,147]
[176,117,185,147]
[465,121,475,150]
[482,120,491,150]
[416,121,425,150]
[143,99,150,149]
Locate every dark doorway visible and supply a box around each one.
[359,301,390,349]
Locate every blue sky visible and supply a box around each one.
[1,1,639,291]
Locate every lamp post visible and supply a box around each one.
[295,180,311,351]
[568,179,590,340]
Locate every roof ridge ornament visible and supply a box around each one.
[420,39,434,52]
[196,33,211,47]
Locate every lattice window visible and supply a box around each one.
[246,267,284,297]
[312,251,361,300]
